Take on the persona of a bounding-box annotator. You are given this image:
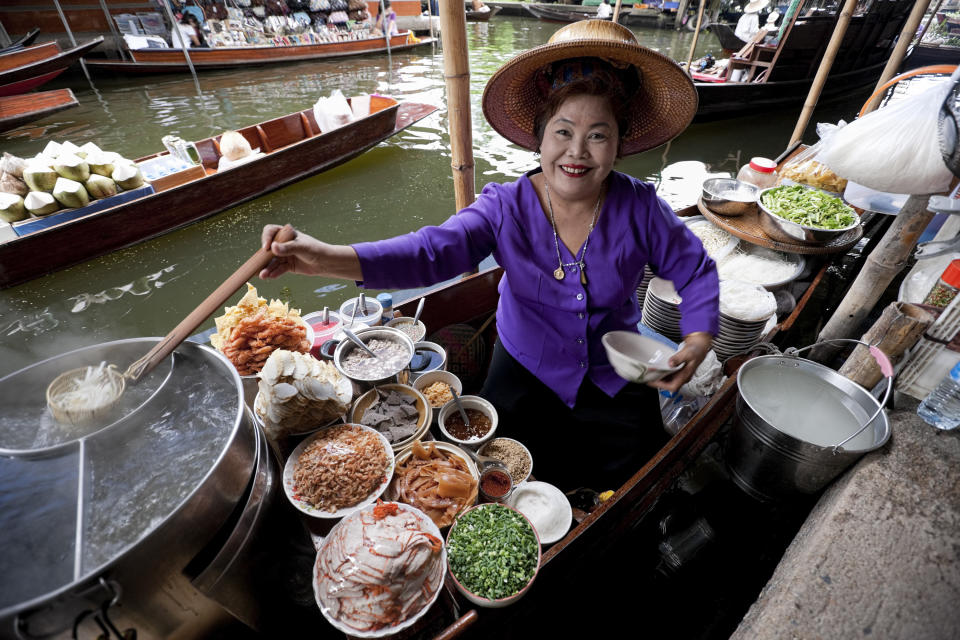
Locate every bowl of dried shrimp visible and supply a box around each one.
[283,423,394,519]
[314,501,446,637]
[387,440,479,529]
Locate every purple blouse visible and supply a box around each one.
[353,170,719,407]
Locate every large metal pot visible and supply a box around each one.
[727,354,891,502]
[0,339,260,639]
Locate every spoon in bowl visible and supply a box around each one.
[341,327,379,359]
[412,297,425,327]
[450,387,470,427]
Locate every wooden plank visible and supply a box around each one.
[0,87,77,131]
[0,41,59,72]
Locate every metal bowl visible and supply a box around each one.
[757,186,860,245]
[701,178,760,217]
[332,326,414,386]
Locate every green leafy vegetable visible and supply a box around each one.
[761,185,857,230]
[447,504,539,600]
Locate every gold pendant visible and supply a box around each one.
[580,268,587,286]
[554,266,565,281]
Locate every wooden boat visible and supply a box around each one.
[82,33,435,75]
[522,4,615,24]
[693,0,914,121]
[710,21,747,51]
[0,88,78,132]
[466,5,501,22]
[903,42,960,70]
[0,96,437,289]
[0,28,41,55]
[375,207,830,639]
[485,1,527,17]
[0,38,102,97]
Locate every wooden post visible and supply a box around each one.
[684,0,707,75]
[788,0,858,145]
[811,193,937,362]
[861,0,933,115]
[613,0,623,23]
[838,302,934,389]
[438,0,476,212]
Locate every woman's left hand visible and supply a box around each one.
[649,332,713,394]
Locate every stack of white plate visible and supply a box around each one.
[636,266,654,310]
[642,277,775,359]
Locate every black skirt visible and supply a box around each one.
[480,340,667,492]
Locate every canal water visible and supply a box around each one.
[0,17,871,376]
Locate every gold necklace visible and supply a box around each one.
[543,180,602,285]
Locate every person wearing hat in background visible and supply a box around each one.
[596,0,613,20]
[259,21,719,491]
[734,0,770,43]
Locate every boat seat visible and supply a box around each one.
[256,113,312,152]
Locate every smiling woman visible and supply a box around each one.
[258,19,720,491]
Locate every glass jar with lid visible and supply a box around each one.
[737,157,778,189]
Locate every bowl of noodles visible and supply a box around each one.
[387,440,479,529]
[283,423,394,519]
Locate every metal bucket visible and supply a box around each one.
[727,352,891,502]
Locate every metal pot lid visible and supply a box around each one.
[0,339,245,616]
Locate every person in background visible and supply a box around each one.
[734,0,769,42]
[375,1,398,36]
[596,0,613,20]
[259,21,718,491]
[175,13,206,47]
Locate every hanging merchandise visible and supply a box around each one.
[819,79,956,195]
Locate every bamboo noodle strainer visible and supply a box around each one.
[46,225,297,425]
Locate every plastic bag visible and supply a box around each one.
[313,90,355,133]
[778,121,848,193]
[819,79,955,195]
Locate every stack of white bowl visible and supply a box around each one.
[641,277,775,359]
[636,266,654,310]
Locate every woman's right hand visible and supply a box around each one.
[260,224,327,279]
[259,224,363,281]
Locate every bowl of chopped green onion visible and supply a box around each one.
[446,503,541,608]
[758,185,859,245]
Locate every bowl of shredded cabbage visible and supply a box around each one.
[758,185,859,245]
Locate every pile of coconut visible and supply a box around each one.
[0,140,145,223]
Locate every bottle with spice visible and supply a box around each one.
[922,259,960,309]
[736,157,778,189]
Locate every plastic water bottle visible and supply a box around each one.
[917,361,960,430]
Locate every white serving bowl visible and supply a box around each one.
[602,331,683,384]
[412,370,463,425]
[438,395,498,448]
[348,383,430,452]
[507,481,573,545]
[446,503,541,608]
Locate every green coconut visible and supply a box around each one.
[23,162,59,192]
[54,153,90,182]
[86,152,115,177]
[77,142,102,159]
[60,141,81,156]
[112,163,144,190]
[85,174,117,199]
[0,193,26,222]
[42,141,63,158]
[52,177,90,209]
[24,191,59,216]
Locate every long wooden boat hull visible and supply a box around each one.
[82,35,434,74]
[0,101,437,289]
[466,6,501,21]
[693,59,887,121]
[0,88,77,132]
[522,4,610,24]
[0,28,41,55]
[903,43,960,70]
[0,41,59,72]
[0,38,101,97]
[710,22,747,51]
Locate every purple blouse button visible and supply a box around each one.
[576,293,583,301]
[577,312,585,319]
[579,361,586,368]
[576,337,584,344]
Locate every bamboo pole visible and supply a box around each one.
[788,0,858,146]
[675,0,690,30]
[379,0,392,59]
[838,302,933,389]
[861,0,933,115]
[811,193,938,362]
[916,0,946,46]
[96,0,128,61]
[438,0,475,212]
[53,0,92,83]
[613,0,624,23]
[684,0,707,75]
[161,0,203,98]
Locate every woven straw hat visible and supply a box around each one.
[482,20,697,157]
[744,0,770,14]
